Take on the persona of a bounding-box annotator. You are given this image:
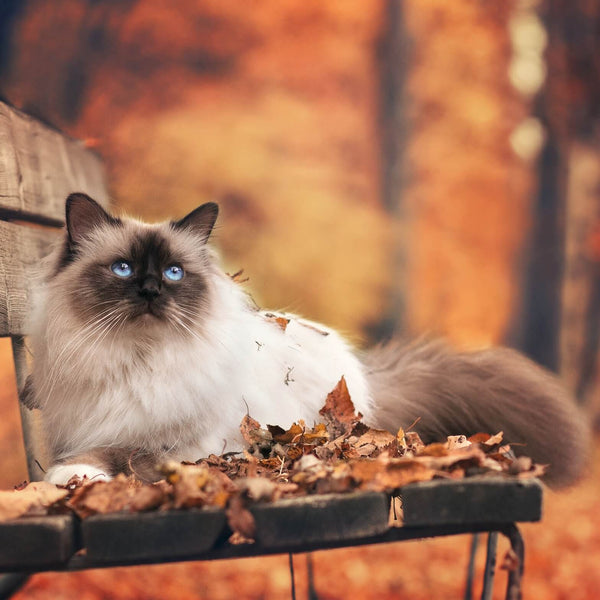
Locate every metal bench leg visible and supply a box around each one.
[501,524,525,600]
[464,533,479,600]
[481,532,499,600]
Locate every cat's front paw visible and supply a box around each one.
[45,463,111,485]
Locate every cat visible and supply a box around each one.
[24,193,590,488]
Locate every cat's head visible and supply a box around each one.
[51,192,219,337]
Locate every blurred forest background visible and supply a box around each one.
[1,0,600,598]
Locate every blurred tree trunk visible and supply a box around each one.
[520,0,600,416]
[551,0,600,417]
[561,145,600,407]
[374,0,411,341]
[378,1,530,349]
[516,100,566,372]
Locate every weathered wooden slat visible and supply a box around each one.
[0,515,76,571]
[0,479,537,574]
[249,491,390,549]
[0,101,109,224]
[0,221,59,336]
[399,477,543,527]
[11,335,48,482]
[81,508,227,563]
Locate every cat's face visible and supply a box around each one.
[53,193,219,337]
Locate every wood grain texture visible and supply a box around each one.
[11,336,48,481]
[0,515,76,571]
[249,491,390,549]
[0,221,59,336]
[82,508,227,564]
[399,477,543,527]
[0,101,109,224]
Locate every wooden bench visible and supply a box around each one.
[0,100,542,600]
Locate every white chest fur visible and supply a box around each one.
[37,285,372,462]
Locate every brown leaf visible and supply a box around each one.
[468,432,493,444]
[415,447,486,471]
[405,431,425,454]
[349,455,435,491]
[446,435,472,451]
[263,313,290,332]
[226,495,256,539]
[468,431,504,447]
[240,414,270,446]
[303,423,329,444]
[484,431,504,447]
[0,482,68,522]
[159,461,235,509]
[237,477,278,502]
[396,428,408,455]
[319,377,362,438]
[354,429,397,457]
[268,422,303,444]
[418,442,449,457]
[67,474,166,518]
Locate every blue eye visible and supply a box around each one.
[111,261,133,278]
[164,265,184,281]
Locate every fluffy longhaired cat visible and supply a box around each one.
[26,194,589,487]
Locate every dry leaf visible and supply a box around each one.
[0,482,68,522]
[268,423,303,444]
[159,461,235,509]
[237,477,278,502]
[416,447,486,471]
[226,495,256,539]
[446,435,472,451]
[419,442,450,457]
[318,376,362,438]
[468,432,493,444]
[240,414,270,446]
[67,474,166,518]
[405,431,425,454]
[484,431,504,446]
[263,313,290,332]
[354,429,397,457]
[350,456,435,491]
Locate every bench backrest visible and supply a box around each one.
[0,100,110,480]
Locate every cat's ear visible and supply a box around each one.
[173,202,219,244]
[65,193,118,247]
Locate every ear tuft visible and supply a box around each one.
[65,193,117,248]
[173,202,219,243]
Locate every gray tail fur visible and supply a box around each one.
[362,339,591,488]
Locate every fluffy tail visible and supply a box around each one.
[363,339,591,488]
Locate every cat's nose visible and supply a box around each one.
[139,277,161,301]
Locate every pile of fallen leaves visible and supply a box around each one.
[0,377,544,537]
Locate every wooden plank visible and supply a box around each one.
[0,515,76,571]
[399,477,543,527]
[0,101,109,224]
[45,481,540,570]
[0,221,59,336]
[249,491,390,549]
[81,508,227,564]
[11,335,48,481]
